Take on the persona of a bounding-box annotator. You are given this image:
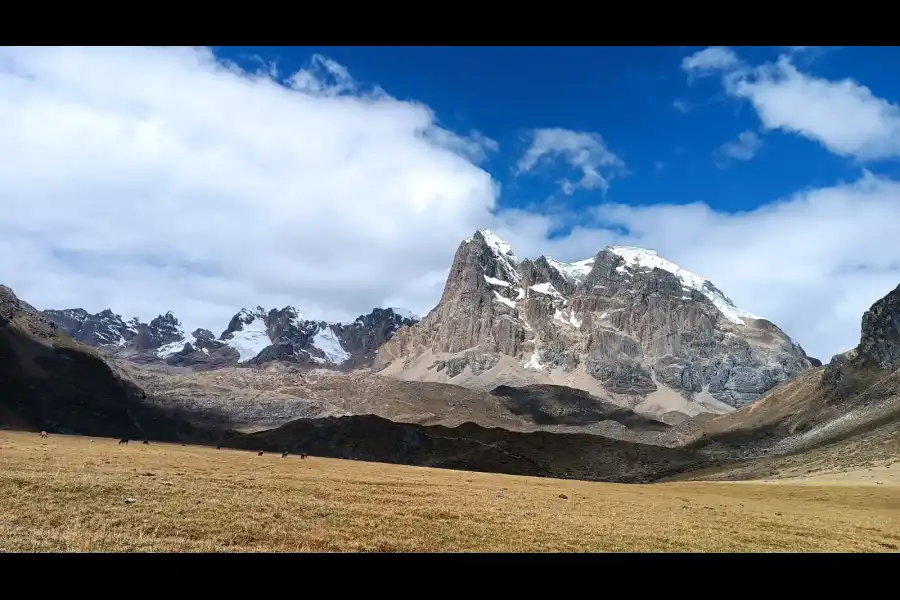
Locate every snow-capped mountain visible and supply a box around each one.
[43,308,140,348]
[41,303,419,372]
[374,229,816,419]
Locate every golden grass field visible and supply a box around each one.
[1,429,899,552]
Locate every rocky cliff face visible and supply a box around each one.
[823,283,900,390]
[375,230,814,418]
[42,302,419,372]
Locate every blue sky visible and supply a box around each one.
[2,46,899,361]
[214,45,900,223]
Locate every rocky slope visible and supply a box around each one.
[42,303,418,371]
[675,282,900,478]
[118,362,680,445]
[375,229,815,419]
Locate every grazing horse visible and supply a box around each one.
[39,431,48,439]
[118,438,129,445]
[257,450,264,456]
[281,451,288,458]
[142,440,149,445]
[300,453,307,460]
[216,445,222,450]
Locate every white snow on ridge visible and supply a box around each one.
[484,275,511,287]
[389,307,420,320]
[312,326,351,365]
[493,291,517,309]
[472,229,521,285]
[546,256,595,283]
[477,229,518,263]
[155,337,188,359]
[225,316,271,362]
[606,246,763,325]
[530,282,566,302]
[523,350,544,371]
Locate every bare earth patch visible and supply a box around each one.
[1,430,898,552]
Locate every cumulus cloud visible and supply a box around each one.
[516,128,626,195]
[682,48,900,162]
[0,46,501,332]
[681,47,741,76]
[715,130,763,166]
[726,57,900,161]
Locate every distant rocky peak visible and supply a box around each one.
[388,307,419,322]
[149,311,182,333]
[192,328,215,342]
[474,229,518,262]
[57,308,90,322]
[465,229,521,286]
[856,283,900,371]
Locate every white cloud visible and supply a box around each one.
[715,130,763,165]
[681,47,741,76]
[516,128,626,195]
[0,46,501,333]
[726,57,900,161]
[683,48,900,162]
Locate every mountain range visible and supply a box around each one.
[43,304,419,371]
[3,240,900,483]
[39,229,819,422]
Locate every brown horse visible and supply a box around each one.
[118,438,128,445]
[257,450,263,456]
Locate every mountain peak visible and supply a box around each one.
[601,245,762,325]
[470,229,518,263]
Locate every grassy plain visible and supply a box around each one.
[1,430,898,552]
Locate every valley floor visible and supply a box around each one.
[1,430,898,552]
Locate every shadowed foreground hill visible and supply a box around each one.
[224,414,708,483]
[0,285,220,443]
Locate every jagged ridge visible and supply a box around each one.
[375,229,815,419]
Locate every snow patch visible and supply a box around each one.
[553,309,582,329]
[225,316,271,363]
[523,350,544,371]
[607,246,763,325]
[155,338,188,359]
[493,291,517,309]
[312,326,351,365]
[389,307,419,320]
[546,256,595,283]
[478,229,518,263]
[530,282,566,302]
[483,275,510,287]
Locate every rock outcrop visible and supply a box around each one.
[683,281,900,468]
[375,230,814,418]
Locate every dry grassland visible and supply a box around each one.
[1,430,899,552]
